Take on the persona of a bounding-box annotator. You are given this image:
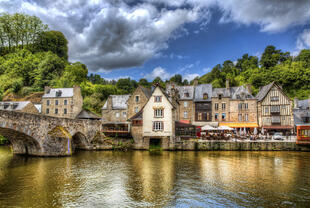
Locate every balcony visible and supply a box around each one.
[102,122,130,137]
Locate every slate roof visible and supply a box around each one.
[34,104,42,113]
[166,84,195,100]
[76,110,101,119]
[0,101,31,111]
[42,88,74,98]
[194,84,213,102]
[102,94,130,110]
[212,87,231,98]
[129,110,143,120]
[230,86,254,100]
[293,109,310,124]
[255,82,274,101]
[297,99,310,110]
[140,86,152,99]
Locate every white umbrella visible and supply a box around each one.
[201,125,216,131]
[261,128,264,134]
[218,126,234,131]
[254,127,257,135]
[239,128,242,135]
[243,127,247,135]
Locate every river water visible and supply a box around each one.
[0,146,310,208]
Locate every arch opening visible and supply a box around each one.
[0,127,41,156]
[72,132,88,151]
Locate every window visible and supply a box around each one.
[55,108,58,114]
[184,101,188,107]
[215,113,219,121]
[271,96,279,102]
[184,111,188,118]
[123,112,127,118]
[154,96,162,102]
[135,96,139,102]
[222,113,226,121]
[245,114,249,121]
[64,108,67,115]
[154,109,164,117]
[116,112,120,118]
[47,100,50,106]
[134,107,139,113]
[238,103,243,110]
[203,93,208,100]
[265,106,269,114]
[272,116,280,123]
[245,103,248,109]
[64,100,67,105]
[238,114,242,121]
[198,113,202,121]
[222,103,226,110]
[271,105,280,113]
[215,103,219,110]
[184,92,190,98]
[219,94,222,99]
[55,100,59,105]
[46,108,49,114]
[153,121,163,131]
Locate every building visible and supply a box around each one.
[256,82,294,134]
[131,85,178,149]
[223,85,258,130]
[293,97,310,144]
[193,84,214,126]
[211,81,231,124]
[41,86,83,119]
[0,101,39,114]
[127,85,152,119]
[101,94,131,137]
[166,83,195,123]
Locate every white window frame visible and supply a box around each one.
[116,112,120,118]
[184,111,188,118]
[134,107,139,113]
[153,121,163,131]
[184,101,188,108]
[123,112,127,118]
[154,109,163,118]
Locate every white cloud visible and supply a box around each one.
[202,67,211,73]
[145,67,171,81]
[183,73,200,81]
[297,29,310,50]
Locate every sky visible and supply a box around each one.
[1,0,310,82]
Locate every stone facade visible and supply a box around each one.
[179,100,194,122]
[0,101,39,114]
[102,94,130,123]
[41,86,83,119]
[229,99,257,123]
[212,97,230,122]
[127,86,151,119]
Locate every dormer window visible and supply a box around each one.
[12,103,18,109]
[56,90,62,97]
[218,94,222,99]
[184,92,190,98]
[203,93,208,100]
[135,96,140,102]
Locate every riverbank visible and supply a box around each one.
[90,137,310,151]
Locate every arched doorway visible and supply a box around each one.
[72,132,88,151]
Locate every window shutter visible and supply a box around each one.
[162,121,164,131]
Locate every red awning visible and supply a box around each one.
[263,125,293,129]
[179,120,190,124]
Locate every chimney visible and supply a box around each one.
[246,84,252,94]
[226,79,230,89]
[294,97,299,109]
[44,86,51,94]
[193,79,199,86]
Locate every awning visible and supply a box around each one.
[263,125,293,129]
[219,122,258,128]
[179,120,190,124]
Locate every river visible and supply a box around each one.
[0,146,310,207]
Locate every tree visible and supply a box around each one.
[260,45,290,69]
[295,49,310,67]
[138,78,150,88]
[152,77,164,87]
[33,30,68,60]
[0,13,48,54]
[170,74,183,85]
[116,78,134,93]
[236,54,258,72]
[54,62,88,88]
[183,79,189,85]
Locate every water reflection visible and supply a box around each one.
[0,147,310,207]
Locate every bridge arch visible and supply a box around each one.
[0,127,42,155]
[72,132,88,150]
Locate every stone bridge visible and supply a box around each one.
[0,110,101,156]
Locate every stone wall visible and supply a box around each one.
[0,110,101,156]
[178,100,194,122]
[229,99,257,122]
[127,87,149,119]
[21,103,40,114]
[212,97,230,122]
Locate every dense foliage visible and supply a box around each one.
[198,46,310,99]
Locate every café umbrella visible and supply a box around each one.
[254,127,258,135]
[201,125,216,131]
